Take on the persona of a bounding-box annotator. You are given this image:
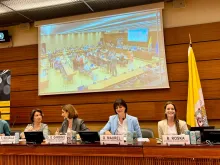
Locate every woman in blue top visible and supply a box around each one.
[100,98,142,138]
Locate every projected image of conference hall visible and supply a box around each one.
[39,10,169,95]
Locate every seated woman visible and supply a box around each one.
[20,109,49,139]
[158,101,188,139]
[0,119,10,136]
[100,98,142,138]
[56,104,89,134]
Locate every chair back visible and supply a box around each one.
[141,128,154,138]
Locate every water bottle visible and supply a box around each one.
[15,132,19,144]
[72,131,76,143]
[190,131,196,145]
[67,128,72,144]
[126,131,133,144]
[195,131,201,144]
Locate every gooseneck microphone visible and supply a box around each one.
[114,115,126,135]
[12,115,18,128]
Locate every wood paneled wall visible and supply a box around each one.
[1,22,220,135]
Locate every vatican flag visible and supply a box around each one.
[187,44,209,127]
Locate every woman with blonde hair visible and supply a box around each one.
[158,101,188,139]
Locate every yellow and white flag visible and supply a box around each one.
[187,44,208,127]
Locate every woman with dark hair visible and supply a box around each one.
[158,101,188,139]
[100,98,142,138]
[55,104,89,135]
[20,109,49,139]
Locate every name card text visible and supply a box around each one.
[0,136,15,144]
[162,135,190,145]
[46,135,67,144]
[100,135,124,145]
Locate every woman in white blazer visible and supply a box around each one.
[158,101,188,139]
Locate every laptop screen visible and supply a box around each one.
[78,131,100,143]
[203,129,220,143]
[24,131,44,144]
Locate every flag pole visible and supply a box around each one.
[189,33,192,46]
[187,33,209,127]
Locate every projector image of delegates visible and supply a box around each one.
[38,9,169,96]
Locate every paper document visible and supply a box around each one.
[137,138,149,142]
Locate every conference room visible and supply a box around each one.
[0,0,220,164]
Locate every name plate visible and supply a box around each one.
[0,136,15,144]
[46,135,67,144]
[100,135,124,145]
[162,135,190,146]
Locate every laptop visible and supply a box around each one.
[24,131,44,144]
[78,131,100,143]
[203,129,220,144]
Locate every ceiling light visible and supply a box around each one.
[0,0,80,14]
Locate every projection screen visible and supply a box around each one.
[38,7,169,95]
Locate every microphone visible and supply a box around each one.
[59,119,67,135]
[12,115,18,128]
[114,116,126,135]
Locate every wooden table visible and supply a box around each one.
[0,140,220,165]
[143,139,220,165]
[0,142,143,165]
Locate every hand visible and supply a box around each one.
[76,134,81,140]
[20,132,25,139]
[55,128,59,135]
[104,131,112,135]
[0,134,5,136]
